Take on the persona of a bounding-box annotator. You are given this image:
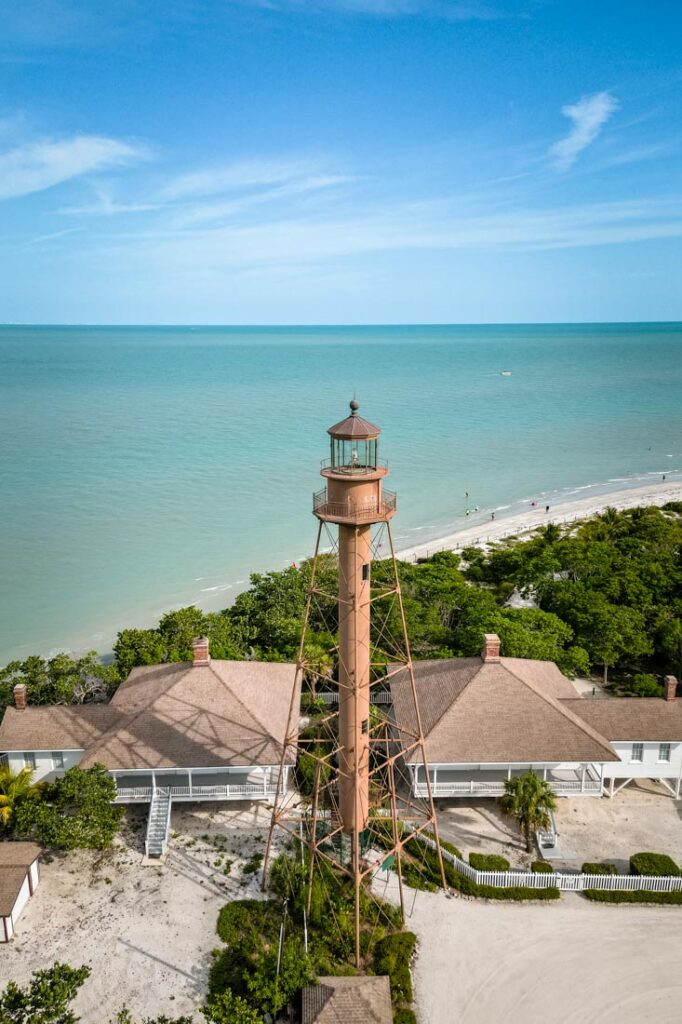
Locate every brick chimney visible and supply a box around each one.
[192,636,210,667]
[13,684,27,710]
[664,675,678,701]
[482,633,501,663]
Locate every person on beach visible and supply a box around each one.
[663,474,666,481]
[545,505,550,512]
[491,511,495,520]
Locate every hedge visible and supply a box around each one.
[584,889,682,905]
[454,874,560,901]
[406,833,560,900]
[469,853,510,872]
[581,862,617,876]
[531,861,553,874]
[374,932,417,1003]
[630,852,680,877]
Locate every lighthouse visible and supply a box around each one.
[264,400,445,967]
[312,400,396,836]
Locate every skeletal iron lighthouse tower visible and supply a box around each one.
[264,401,446,966]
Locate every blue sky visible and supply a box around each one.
[0,0,680,324]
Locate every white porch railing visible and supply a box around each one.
[315,691,392,705]
[412,830,682,893]
[414,778,603,798]
[116,782,277,802]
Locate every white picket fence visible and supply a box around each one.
[413,831,682,894]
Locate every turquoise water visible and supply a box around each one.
[1,323,681,665]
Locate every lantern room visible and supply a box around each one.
[325,400,384,476]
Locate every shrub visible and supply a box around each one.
[393,1010,418,1024]
[242,853,263,875]
[581,862,618,875]
[531,861,553,873]
[13,765,123,850]
[630,852,680,877]
[454,875,560,901]
[0,963,90,1024]
[374,932,417,1004]
[622,673,663,698]
[203,990,263,1024]
[469,853,510,871]
[584,889,682,905]
[216,900,279,947]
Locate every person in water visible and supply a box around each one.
[545,505,550,513]
[491,511,495,520]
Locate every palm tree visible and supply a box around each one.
[499,770,557,852]
[0,764,42,830]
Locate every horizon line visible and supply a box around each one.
[1,319,681,329]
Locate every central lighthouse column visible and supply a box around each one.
[313,400,396,838]
[337,521,371,833]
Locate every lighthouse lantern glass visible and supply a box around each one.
[331,437,378,472]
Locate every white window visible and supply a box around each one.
[631,743,644,763]
[23,752,36,769]
[52,751,65,769]
[658,743,671,763]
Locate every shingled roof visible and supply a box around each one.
[301,975,392,1024]
[0,843,41,917]
[391,655,619,765]
[0,660,299,771]
[0,705,122,753]
[79,660,298,769]
[561,698,682,742]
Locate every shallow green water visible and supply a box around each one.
[1,323,680,663]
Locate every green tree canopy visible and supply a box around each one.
[0,963,90,1024]
[13,765,123,850]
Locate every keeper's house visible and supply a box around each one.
[0,639,298,855]
[0,842,41,942]
[392,634,682,800]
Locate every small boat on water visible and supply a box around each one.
[500,370,512,376]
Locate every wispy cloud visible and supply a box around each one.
[159,157,323,201]
[102,197,682,286]
[27,226,82,245]
[0,135,149,201]
[550,91,619,170]
[170,173,357,227]
[59,185,163,217]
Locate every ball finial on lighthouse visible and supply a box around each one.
[349,398,359,414]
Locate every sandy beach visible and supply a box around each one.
[397,480,682,561]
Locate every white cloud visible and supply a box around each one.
[0,135,149,201]
[550,91,619,170]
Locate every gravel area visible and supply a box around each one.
[0,802,280,1023]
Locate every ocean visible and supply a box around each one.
[1,323,680,665]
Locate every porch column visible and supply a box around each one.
[610,777,615,798]
[433,767,438,793]
[188,770,193,798]
[152,771,157,795]
[581,765,586,792]
[507,766,511,780]
[542,767,547,781]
